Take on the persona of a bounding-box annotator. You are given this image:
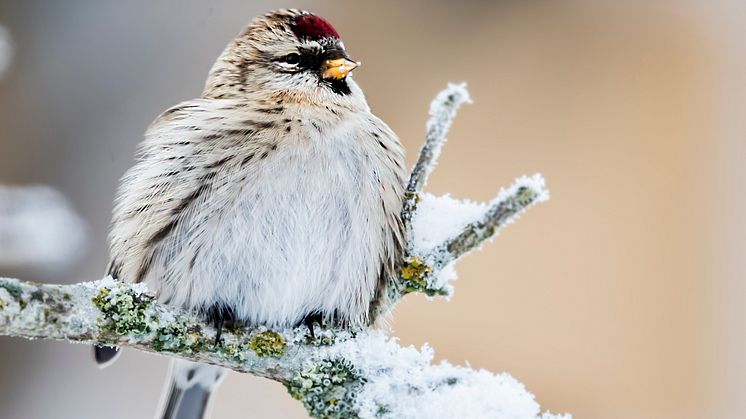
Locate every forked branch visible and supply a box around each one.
[0,84,559,419]
[402,83,472,237]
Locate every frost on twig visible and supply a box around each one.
[0,84,561,418]
[402,83,472,237]
[0,277,567,419]
[432,175,549,264]
[395,83,547,299]
[398,175,549,297]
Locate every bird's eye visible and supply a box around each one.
[283,53,301,65]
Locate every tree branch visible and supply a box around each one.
[0,277,565,419]
[426,174,548,269]
[0,84,561,418]
[402,83,472,239]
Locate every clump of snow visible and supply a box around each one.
[411,174,549,258]
[93,275,149,296]
[0,185,89,274]
[0,24,12,78]
[91,276,119,291]
[410,193,487,256]
[324,330,569,419]
[409,174,549,294]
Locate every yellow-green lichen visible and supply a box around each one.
[400,257,446,297]
[302,331,338,347]
[153,322,206,353]
[286,358,364,418]
[401,257,430,286]
[404,191,421,205]
[249,330,287,357]
[219,341,248,361]
[92,286,152,336]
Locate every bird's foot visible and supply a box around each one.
[301,312,323,340]
[204,305,236,345]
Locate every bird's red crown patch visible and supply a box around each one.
[291,14,340,41]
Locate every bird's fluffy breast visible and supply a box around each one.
[109,99,405,327]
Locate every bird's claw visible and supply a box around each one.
[302,312,323,340]
[205,305,236,345]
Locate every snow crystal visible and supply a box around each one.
[93,276,118,289]
[0,185,89,274]
[93,275,149,296]
[324,330,569,419]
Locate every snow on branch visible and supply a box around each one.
[432,174,549,265]
[0,277,566,419]
[0,84,559,418]
[394,83,547,299]
[399,174,548,297]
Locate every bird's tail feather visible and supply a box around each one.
[157,360,226,419]
[93,345,121,368]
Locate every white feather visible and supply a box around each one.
[109,85,405,328]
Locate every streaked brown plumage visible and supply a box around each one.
[96,9,406,419]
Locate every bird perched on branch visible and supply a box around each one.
[94,9,405,419]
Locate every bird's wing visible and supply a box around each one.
[359,114,407,320]
[107,99,270,285]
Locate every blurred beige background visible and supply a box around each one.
[1,1,744,418]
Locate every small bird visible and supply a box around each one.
[94,9,406,419]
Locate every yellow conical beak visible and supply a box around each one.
[322,58,360,81]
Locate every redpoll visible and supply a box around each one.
[95,9,405,419]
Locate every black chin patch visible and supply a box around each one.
[322,78,352,96]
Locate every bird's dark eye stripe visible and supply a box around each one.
[274,51,320,71]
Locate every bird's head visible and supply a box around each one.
[204,9,365,109]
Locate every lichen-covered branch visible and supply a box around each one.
[435,186,540,265]
[394,85,548,300]
[395,174,548,298]
[0,84,561,418]
[0,277,566,419]
[0,277,295,380]
[427,174,548,265]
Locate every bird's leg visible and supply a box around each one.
[205,305,236,345]
[301,312,323,339]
